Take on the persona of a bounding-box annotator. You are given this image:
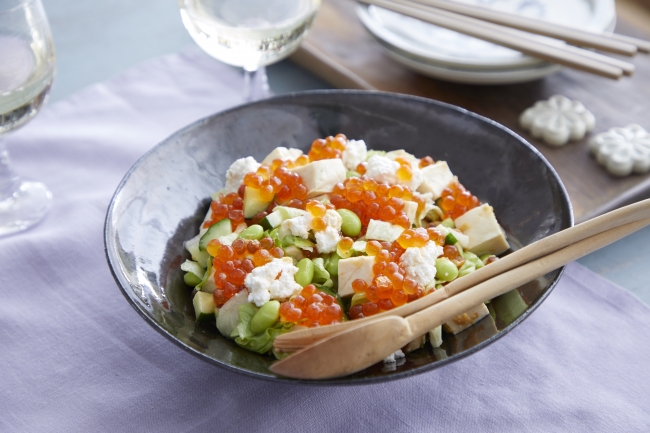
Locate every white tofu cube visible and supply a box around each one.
[289,159,346,198]
[365,219,406,242]
[403,201,418,225]
[261,147,303,165]
[443,303,489,334]
[417,161,454,199]
[453,204,510,256]
[337,256,375,297]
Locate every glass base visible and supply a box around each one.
[0,181,52,236]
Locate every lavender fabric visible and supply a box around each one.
[1,47,650,432]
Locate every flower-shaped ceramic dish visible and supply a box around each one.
[589,124,650,176]
[520,95,596,146]
[104,91,572,384]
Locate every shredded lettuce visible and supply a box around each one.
[231,303,292,355]
[458,252,484,277]
[312,257,330,284]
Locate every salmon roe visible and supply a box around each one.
[307,134,347,161]
[203,187,246,229]
[207,236,281,307]
[439,181,481,220]
[349,226,448,320]
[243,159,309,209]
[278,284,343,327]
[329,177,418,231]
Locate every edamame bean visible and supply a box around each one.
[295,258,315,287]
[239,224,264,240]
[326,253,341,276]
[435,257,459,282]
[250,300,280,334]
[337,209,361,237]
[184,272,202,287]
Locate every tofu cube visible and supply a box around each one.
[261,147,303,165]
[443,303,489,334]
[453,204,510,256]
[365,219,406,242]
[337,256,375,297]
[403,201,418,224]
[417,162,454,199]
[289,159,346,198]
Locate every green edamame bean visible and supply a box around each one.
[184,272,202,287]
[337,209,361,237]
[435,257,459,282]
[326,253,341,276]
[239,224,264,240]
[295,258,315,287]
[250,300,280,334]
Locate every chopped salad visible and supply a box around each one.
[182,135,509,361]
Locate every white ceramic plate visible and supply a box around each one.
[356,0,616,71]
[380,40,562,84]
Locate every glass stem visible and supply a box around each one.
[243,66,269,102]
[0,141,19,202]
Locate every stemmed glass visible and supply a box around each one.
[179,0,321,101]
[0,0,55,236]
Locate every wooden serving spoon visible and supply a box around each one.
[270,218,650,379]
[274,198,650,353]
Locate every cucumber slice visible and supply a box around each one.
[260,210,285,231]
[185,234,210,268]
[180,260,205,279]
[193,291,216,323]
[216,289,250,338]
[244,187,273,218]
[445,232,458,245]
[199,219,232,251]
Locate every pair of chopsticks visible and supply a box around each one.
[358,0,650,79]
[270,199,650,379]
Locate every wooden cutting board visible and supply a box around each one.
[290,0,650,223]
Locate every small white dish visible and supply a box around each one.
[589,125,650,177]
[379,40,561,85]
[356,0,615,75]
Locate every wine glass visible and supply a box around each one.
[179,0,321,101]
[0,0,55,236]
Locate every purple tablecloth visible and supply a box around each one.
[2,47,649,432]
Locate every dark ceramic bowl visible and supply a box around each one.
[104,90,572,384]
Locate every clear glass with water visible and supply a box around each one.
[0,0,55,236]
[179,0,320,101]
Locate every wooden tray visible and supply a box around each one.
[290,0,650,223]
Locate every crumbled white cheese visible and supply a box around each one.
[314,210,342,254]
[400,241,443,287]
[280,213,314,239]
[244,258,302,307]
[365,155,400,184]
[383,349,406,363]
[342,139,367,171]
[222,157,260,194]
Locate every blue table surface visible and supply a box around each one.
[40,0,650,305]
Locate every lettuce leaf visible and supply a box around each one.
[231,303,292,355]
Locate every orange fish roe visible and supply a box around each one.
[395,157,413,182]
[348,226,448,320]
[438,181,481,220]
[419,156,434,168]
[307,134,347,161]
[208,236,283,308]
[329,177,417,230]
[278,284,343,327]
[244,160,309,208]
[203,186,246,230]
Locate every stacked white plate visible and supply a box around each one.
[356,0,616,84]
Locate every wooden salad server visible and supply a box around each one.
[274,198,650,352]
[270,217,650,379]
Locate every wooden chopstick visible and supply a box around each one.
[274,198,650,352]
[403,0,642,56]
[360,0,625,79]
[361,0,623,79]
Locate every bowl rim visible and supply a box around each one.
[104,89,574,385]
